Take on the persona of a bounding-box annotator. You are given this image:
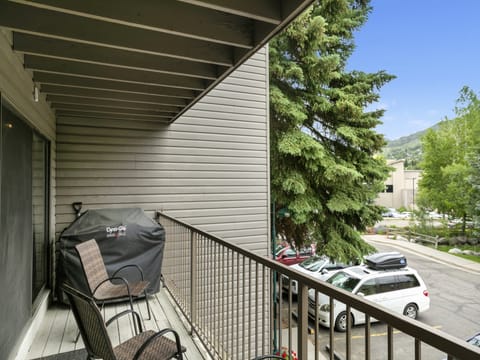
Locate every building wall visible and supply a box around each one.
[376,159,421,210]
[403,169,422,209]
[55,47,270,254]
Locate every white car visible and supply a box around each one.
[398,211,412,219]
[428,211,443,219]
[282,256,355,296]
[308,252,430,332]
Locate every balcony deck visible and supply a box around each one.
[26,290,205,360]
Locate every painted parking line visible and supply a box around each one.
[330,325,443,341]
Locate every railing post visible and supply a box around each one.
[297,283,308,359]
[190,230,197,335]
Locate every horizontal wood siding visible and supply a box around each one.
[56,48,269,254]
[0,30,55,140]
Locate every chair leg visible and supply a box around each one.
[74,329,81,343]
[144,290,151,320]
[127,296,140,335]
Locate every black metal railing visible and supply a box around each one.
[157,212,480,360]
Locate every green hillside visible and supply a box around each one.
[383,125,439,169]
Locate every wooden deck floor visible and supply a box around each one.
[26,290,205,359]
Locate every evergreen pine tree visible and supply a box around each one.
[270,0,394,261]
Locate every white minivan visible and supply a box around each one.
[308,252,430,332]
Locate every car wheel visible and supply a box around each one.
[403,303,418,319]
[334,311,353,332]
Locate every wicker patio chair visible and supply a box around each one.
[75,239,151,322]
[63,283,186,360]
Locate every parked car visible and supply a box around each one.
[441,332,480,360]
[382,208,398,217]
[382,208,412,219]
[308,252,430,332]
[466,333,480,348]
[398,211,412,219]
[275,244,287,256]
[282,255,357,296]
[275,245,315,266]
[428,211,443,219]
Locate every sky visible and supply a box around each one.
[346,0,480,140]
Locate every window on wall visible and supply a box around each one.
[385,185,394,193]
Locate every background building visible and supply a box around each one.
[376,159,422,210]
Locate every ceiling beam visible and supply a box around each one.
[25,55,210,90]
[53,103,177,118]
[178,0,282,24]
[0,1,234,65]
[47,95,183,112]
[34,73,198,99]
[56,110,172,123]
[41,85,188,106]
[12,0,255,48]
[14,33,223,79]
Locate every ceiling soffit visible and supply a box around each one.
[0,0,314,123]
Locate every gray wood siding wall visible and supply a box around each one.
[0,28,56,258]
[56,48,270,254]
[0,30,56,140]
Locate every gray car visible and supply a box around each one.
[442,333,480,359]
[281,255,355,296]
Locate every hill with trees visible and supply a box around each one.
[383,125,439,169]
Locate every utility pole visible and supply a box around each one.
[412,177,416,209]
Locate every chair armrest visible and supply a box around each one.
[92,276,132,299]
[112,264,145,281]
[132,328,184,360]
[105,309,143,333]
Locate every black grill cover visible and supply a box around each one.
[57,207,165,304]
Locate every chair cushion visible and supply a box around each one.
[114,330,186,360]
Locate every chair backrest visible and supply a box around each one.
[75,239,110,295]
[62,283,117,360]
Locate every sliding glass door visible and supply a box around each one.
[0,99,49,359]
[32,131,48,302]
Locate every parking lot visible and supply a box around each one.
[276,236,480,359]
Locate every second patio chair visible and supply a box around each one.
[63,283,185,360]
[75,239,151,324]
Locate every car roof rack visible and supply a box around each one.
[365,252,407,270]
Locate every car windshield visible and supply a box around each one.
[299,256,327,271]
[326,271,360,292]
[468,334,480,348]
[275,246,288,256]
[283,249,297,257]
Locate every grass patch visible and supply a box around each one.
[437,245,480,263]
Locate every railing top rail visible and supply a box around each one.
[158,211,480,359]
